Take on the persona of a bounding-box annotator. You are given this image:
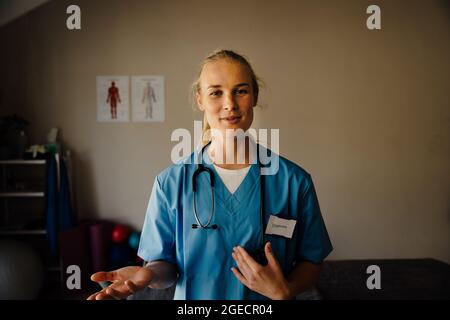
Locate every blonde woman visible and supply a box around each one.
[88,49,332,300]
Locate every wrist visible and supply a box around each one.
[273,280,294,300]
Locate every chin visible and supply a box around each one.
[223,126,248,137]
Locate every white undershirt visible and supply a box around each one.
[213,164,251,194]
[205,141,255,194]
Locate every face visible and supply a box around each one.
[197,59,255,138]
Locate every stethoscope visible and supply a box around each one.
[191,141,268,265]
[191,141,218,230]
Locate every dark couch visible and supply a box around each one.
[128,258,450,300]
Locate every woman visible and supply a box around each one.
[88,49,332,300]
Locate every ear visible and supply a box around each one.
[251,89,258,108]
[196,92,205,111]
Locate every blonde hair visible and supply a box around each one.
[191,49,261,146]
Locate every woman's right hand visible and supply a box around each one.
[87,266,153,300]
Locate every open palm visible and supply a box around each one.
[87,266,153,300]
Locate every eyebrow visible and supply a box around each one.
[207,82,250,90]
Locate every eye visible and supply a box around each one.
[209,90,222,97]
[235,89,249,95]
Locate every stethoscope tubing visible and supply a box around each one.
[192,141,265,239]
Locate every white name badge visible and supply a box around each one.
[265,215,297,239]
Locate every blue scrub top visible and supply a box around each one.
[138,145,333,300]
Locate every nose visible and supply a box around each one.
[223,92,237,111]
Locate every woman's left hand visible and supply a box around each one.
[231,242,292,300]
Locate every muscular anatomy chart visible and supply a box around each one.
[97,76,129,122]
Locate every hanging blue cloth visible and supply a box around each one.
[46,154,76,255]
[46,154,58,254]
[59,157,76,230]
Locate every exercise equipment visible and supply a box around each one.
[111,224,131,244]
[0,240,44,299]
[128,232,140,250]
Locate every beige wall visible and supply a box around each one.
[1,0,449,263]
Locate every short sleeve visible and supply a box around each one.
[296,174,333,264]
[137,176,176,264]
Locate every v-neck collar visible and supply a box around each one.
[200,145,261,214]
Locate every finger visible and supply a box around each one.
[264,242,279,267]
[95,291,114,300]
[91,271,119,283]
[236,246,260,271]
[232,249,253,280]
[106,287,123,300]
[231,267,249,287]
[87,292,100,300]
[125,280,138,294]
[109,281,136,299]
[88,288,110,300]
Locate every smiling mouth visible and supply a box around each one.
[221,116,241,121]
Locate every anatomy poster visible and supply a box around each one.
[131,76,165,122]
[96,76,130,122]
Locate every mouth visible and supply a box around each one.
[221,115,241,124]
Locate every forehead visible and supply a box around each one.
[200,59,252,87]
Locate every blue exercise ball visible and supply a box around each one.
[128,232,140,251]
[0,240,44,299]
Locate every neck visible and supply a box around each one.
[208,134,254,169]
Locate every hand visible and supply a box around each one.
[87,266,153,300]
[231,242,292,300]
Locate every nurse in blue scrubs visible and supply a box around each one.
[88,49,333,300]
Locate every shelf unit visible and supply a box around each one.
[0,192,45,197]
[0,159,47,164]
[0,156,64,293]
[0,228,46,235]
[0,158,47,231]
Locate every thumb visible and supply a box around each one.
[125,280,139,293]
[264,242,278,266]
[91,271,119,283]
